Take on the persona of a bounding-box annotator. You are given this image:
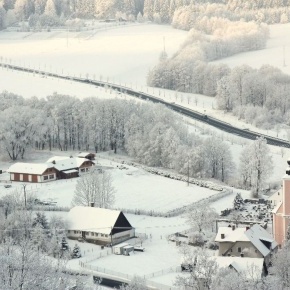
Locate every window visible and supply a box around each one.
[105,234,108,238]
[86,167,89,171]
[85,232,89,236]
[74,231,78,234]
[255,249,258,253]
[43,176,48,180]
[49,174,54,179]
[101,234,104,237]
[91,232,94,236]
[80,168,85,173]
[68,230,70,233]
[238,247,242,253]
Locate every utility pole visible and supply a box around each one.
[22,184,27,209]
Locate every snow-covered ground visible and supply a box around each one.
[0,22,288,287]
[0,152,221,213]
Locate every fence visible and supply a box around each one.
[80,261,181,289]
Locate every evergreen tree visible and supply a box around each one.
[33,212,49,229]
[61,236,69,251]
[71,244,82,258]
[233,193,244,210]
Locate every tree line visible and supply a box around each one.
[1,0,290,31]
[0,92,235,183]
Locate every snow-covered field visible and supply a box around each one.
[0,22,288,287]
[0,152,221,213]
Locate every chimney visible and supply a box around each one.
[286,166,290,175]
[232,225,235,231]
[246,226,250,231]
[221,233,225,239]
[90,202,94,207]
[52,160,56,164]
[241,253,244,257]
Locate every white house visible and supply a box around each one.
[215,224,278,266]
[67,206,135,245]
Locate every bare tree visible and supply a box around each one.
[119,276,147,290]
[176,248,218,290]
[186,203,218,234]
[72,169,115,208]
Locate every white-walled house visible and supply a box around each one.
[215,224,278,266]
[67,206,135,245]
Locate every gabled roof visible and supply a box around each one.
[215,227,250,242]
[46,156,70,163]
[67,206,132,235]
[272,201,283,214]
[215,225,278,257]
[46,157,93,171]
[245,224,278,257]
[7,162,54,175]
[214,257,264,279]
[78,152,94,158]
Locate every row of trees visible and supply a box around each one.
[147,21,268,93]
[0,93,235,183]
[0,92,273,193]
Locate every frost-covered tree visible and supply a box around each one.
[72,169,115,208]
[175,247,218,289]
[120,276,147,290]
[0,106,44,160]
[240,137,273,197]
[187,202,218,234]
[0,237,69,289]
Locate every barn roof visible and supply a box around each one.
[78,152,94,158]
[46,157,93,171]
[46,156,70,163]
[7,162,54,175]
[67,206,130,235]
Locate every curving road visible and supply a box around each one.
[1,62,290,148]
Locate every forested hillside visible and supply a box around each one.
[1,0,290,30]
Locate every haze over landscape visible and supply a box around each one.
[0,0,290,289]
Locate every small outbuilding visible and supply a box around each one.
[77,152,96,161]
[67,206,135,245]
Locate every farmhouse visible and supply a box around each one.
[215,224,278,266]
[7,162,57,183]
[67,206,135,245]
[46,156,94,179]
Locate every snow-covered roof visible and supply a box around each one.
[245,224,278,257]
[215,225,278,257]
[78,152,94,158]
[215,227,250,243]
[46,156,70,163]
[7,162,54,175]
[46,157,92,171]
[272,201,282,214]
[67,206,122,235]
[214,257,264,279]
